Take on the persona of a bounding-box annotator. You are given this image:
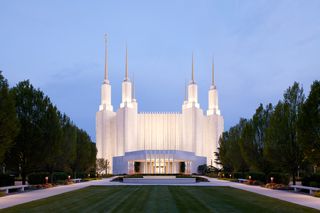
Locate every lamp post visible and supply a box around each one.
[68,175,71,182]
[249,176,252,180]
[45,176,49,184]
[270,177,274,183]
[229,174,232,179]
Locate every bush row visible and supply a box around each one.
[302,173,320,187]
[0,174,15,187]
[27,172,99,184]
[228,172,289,184]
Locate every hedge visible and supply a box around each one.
[302,173,320,187]
[52,172,68,182]
[0,174,15,187]
[267,172,290,185]
[28,172,50,185]
[233,172,246,179]
[246,172,266,182]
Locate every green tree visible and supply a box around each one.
[71,129,96,177]
[0,71,19,165]
[59,115,77,173]
[41,104,63,182]
[96,158,110,175]
[218,119,249,173]
[265,82,304,184]
[298,80,320,172]
[10,81,53,184]
[239,104,272,173]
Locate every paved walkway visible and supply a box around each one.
[0,177,319,210]
[0,179,108,209]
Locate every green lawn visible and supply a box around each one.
[2,186,318,213]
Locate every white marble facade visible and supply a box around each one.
[96,40,224,174]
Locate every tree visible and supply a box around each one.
[40,104,63,182]
[59,115,77,172]
[0,71,19,165]
[9,80,54,184]
[239,104,273,173]
[298,80,320,172]
[265,82,304,184]
[96,158,110,175]
[71,129,96,177]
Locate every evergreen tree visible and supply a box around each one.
[298,80,320,172]
[10,81,55,183]
[0,71,19,165]
[265,82,304,184]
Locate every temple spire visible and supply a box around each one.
[104,34,109,84]
[132,73,135,99]
[125,45,129,81]
[191,52,195,83]
[212,57,215,86]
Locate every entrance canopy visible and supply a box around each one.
[113,150,206,174]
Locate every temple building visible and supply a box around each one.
[96,37,224,174]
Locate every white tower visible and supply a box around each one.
[116,46,138,157]
[96,34,116,173]
[205,59,224,166]
[182,53,204,155]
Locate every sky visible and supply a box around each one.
[1,0,319,141]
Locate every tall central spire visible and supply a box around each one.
[104,34,109,84]
[191,52,195,83]
[125,45,129,81]
[212,57,215,86]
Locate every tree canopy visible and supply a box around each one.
[0,72,96,184]
[218,81,319,184]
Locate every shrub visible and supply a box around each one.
[233,172,245,179]
[28,172,50,185]
[195,177,209,182]
[302,174,320,187]
[197,164,207,175]
[52,172,68,183]
[0,174,15,187]
[267,172,290,185]
[206,173,218,178]
[111,176,123,182]
[314,191,320,198]
[73,172,96,179]
[247,172,266,183]
[101,174,113,178]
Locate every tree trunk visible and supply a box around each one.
[292,172,296,185]
[22,171,26,185]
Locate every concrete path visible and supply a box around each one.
[0,179,109,209]
[1,177,319,210]
[205,178,320,211]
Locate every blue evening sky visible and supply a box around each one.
[1,1,319,141]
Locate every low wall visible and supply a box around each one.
[123,178,196,184]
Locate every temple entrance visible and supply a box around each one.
[128,159,191,174]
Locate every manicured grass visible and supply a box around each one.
[2,186,318,212]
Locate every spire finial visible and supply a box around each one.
[212,56,215,86]
[104,33,109,83]
[191,52,195,83]
[125,44,129,81]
